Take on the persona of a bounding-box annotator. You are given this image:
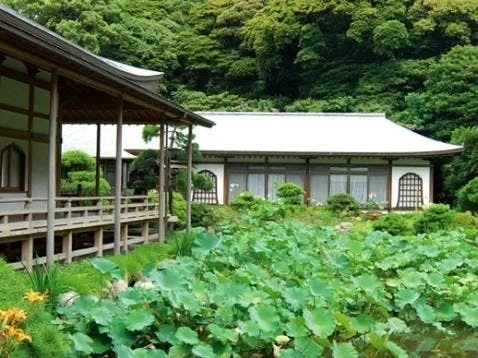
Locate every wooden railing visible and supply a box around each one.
[0,196,174,269]
[0,196,159,238]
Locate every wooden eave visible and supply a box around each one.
[0,6,214,128]
[200,149,464,159]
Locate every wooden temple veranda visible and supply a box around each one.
[0,5,214,269]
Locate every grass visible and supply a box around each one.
[0,259,70,357]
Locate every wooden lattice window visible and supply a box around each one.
[397,172,423,209]
[193,170,218,204]
[0,143,25,192]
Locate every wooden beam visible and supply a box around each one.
[0,102,50,119]
[46,70,59,267]
[114,96,123,255]
[0,125,48,143]
[0,64,50,90]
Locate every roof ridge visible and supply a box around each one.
[197,112,386,117]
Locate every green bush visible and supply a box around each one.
[414,204,456,233]
[457,178,478,213]
[230,191,262,210]
[275,182,305,205]
[191,203,217,228]
[326,193,360,217]
[454,211,478,239]
[250,201,286,222]
[372,213,412,235]
[172,192,187,226]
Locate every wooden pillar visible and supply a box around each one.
[186,124,193,232]
[304,158,311,205]
[387,159,393,211]
[94,227,104,257]
[22,236,34,271]
[122,224,128,253]
[114,96,123,255]
[46,71,59,267]
[223,157,229,204]
[95,124,101,196]
[158,122,166,242]
[142,221,149,243]
[27,82,34,197]
[62,231,72,264]
[264,156,269,200]
[429,164,434,204]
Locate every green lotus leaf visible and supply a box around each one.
[303,307,335,338]
[175,326,199,345]
[332,341,358,358]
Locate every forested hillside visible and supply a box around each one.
[4,0,477,203]
[4,0,477,138]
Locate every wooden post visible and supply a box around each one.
[186,124,193,232]
[121,224,128,253]
[22,236,34,271]
[429,164,434,204]
[387,159,393,211]
[94,227,104,257]
[158,122,166,242]
[223,157,229,204]
[142,221,149,243]
[46,70,59,267]
[304,158,311,205]
[62,231,72,264]
[114,96,123,254]
[95,124,101,196]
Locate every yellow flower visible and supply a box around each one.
[5,325,18,337]
[23,290,48,304]
[0,309,27,325]
[14,329,32,343]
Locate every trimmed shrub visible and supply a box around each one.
[457,178,478,213]
[275,182,305,205]
[230,191,262,210]
[326,193,360,217]
[191,203,217,228]
[414,204,455,233]
[373,213,412,235]
[250,201,286,222]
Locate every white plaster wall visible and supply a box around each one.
[195,163,225,204]
[31,142,49,199]
[392,166,431,208]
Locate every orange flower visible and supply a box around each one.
[23,290,48,304]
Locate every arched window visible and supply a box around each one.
[193,170,218,204]
[397,172,423,209]
[0,143,25,192]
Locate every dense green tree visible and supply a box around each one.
[6,0,478,204]
[443,127,478,203]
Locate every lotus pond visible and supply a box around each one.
[54,213,478,357]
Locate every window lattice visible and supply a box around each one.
[397,172,423,209]
[0,143,25,192]
[193,170,218,204]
